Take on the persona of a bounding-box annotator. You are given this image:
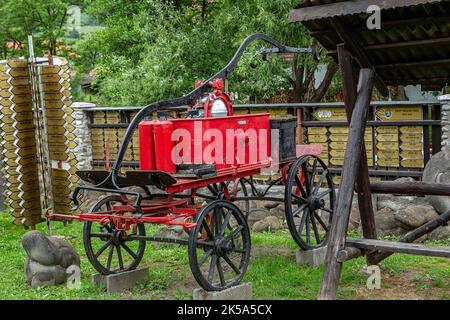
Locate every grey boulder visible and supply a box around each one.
[22,231,80,288]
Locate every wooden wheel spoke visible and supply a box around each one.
[305,210,311,244]
[222,253,241,274]
[314,212,329,231]
[106,244,114,270]
[216,258,226,286]
[120,242,138,259]
[199,249,213,267]
[208,255,217,283]
[310,212,321,243]
[309,158,319,187]
[223,225,243,243]
[292,203,308,217]
[90,232,112,238]
[207,185,218,195]
[201,220,214,240]
[294,175,308,198]
[321,207,333,213]
[313,170,328,194]
[292,194,308,203]
[94,239,112,258]
[297,208,309,235]
[220,211,232,236]
[317,188,332,199]
[302,164,312,194]
[116,245,124,270]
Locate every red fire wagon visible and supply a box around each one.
[46,34,335,291]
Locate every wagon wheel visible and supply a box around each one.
[188,200,251,291]
[84,195,146,275]
[195,180,250,218]
[285,155,335,250]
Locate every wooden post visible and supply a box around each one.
[318,68,375,300]
[337,45,378,247]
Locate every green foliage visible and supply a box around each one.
[0,212,448,300]
[0,0,82,57]
[79,0,335,106]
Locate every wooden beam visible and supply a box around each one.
[310,15,450,39]
[346,238,450,258]
[328,36,450,55]
[337,44,378,249]
[370,210,450,264]
[330,18,389,96]
[303,120,441,127]
[318,68,375,300]
[376,58,450,70]
[364,37,450,51]
[289,0,442,23]
[370,181,450,196]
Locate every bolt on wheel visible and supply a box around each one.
[188,200,251,291]
[285,155,335,250]
[84,195,146,275]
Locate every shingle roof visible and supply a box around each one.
[289,0,450,91]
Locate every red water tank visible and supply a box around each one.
[152,121,176,173]
[138,121,156,171]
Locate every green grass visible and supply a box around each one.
[0,212,448,300]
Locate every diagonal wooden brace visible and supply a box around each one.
[337,45,378,257]
[318,68,375,300]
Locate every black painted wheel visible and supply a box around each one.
[285,155,335,250]
[195,180,250,218]
[84,195,146,275]
[188,200,251,291]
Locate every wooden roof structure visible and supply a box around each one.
[289,0,450,94]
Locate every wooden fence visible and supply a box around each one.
[84,101,442,181]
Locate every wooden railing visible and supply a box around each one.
[83,101,442,180]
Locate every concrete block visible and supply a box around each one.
[91,268,149,294]
[296,246,328,267]
[193,282,252,300]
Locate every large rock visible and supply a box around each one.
[22,231,80,288]
[430,226,450,241]
[252,216,282,232]
[423,150,450,214]
[374,207,408,237]
[247,208,271,227]
[394,205,439,229]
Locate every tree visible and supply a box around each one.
[0,0,80,57]
[82,0,339,105]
